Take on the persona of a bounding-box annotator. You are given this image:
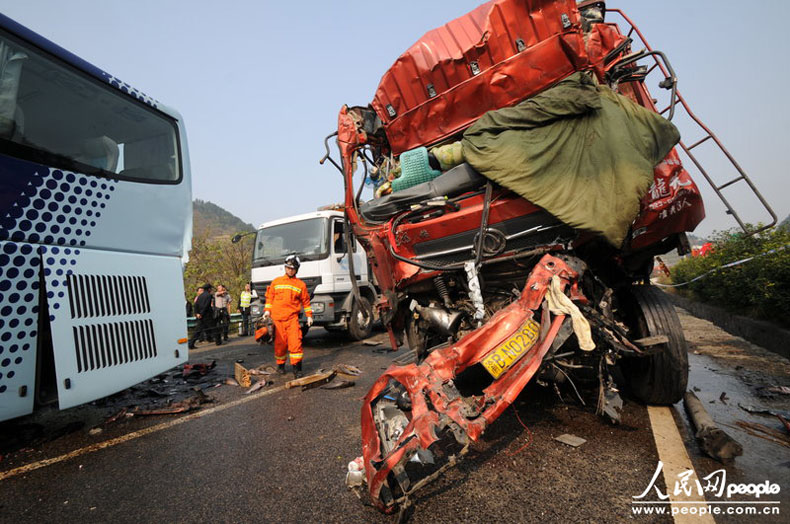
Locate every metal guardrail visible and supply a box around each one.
[186,312,242,329]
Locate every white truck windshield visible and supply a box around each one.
[253,217,329,265]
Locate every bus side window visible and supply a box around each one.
[76,136,119,172]
[0,39,27,140]
[119,134,177,181]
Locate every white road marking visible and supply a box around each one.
[647,405,716,524]
[0,384,287,481]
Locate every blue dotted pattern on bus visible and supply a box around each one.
[0,243,39,395]
[104,73,158,108]
[0,158,118,396]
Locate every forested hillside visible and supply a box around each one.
[184,200,256,311]
[193,199,254,238]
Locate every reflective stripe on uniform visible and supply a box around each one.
[274,285,302,294]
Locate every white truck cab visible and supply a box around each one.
[248,210,378,339]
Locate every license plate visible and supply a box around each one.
[481,318,541,379]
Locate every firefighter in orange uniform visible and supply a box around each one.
[263,255,313,378]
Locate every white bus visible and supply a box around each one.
[0,14,192,421]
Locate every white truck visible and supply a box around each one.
[247,210,378,339]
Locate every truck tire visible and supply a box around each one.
[348,296,373,340]
[619,285,688,405]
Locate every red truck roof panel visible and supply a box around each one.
[372,0,588,154]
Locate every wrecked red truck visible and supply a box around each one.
[320,0,777,515]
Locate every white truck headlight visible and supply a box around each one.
[312,303,325,314]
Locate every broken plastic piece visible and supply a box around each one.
[554,434,586,447]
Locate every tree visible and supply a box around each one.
[183,230,254,313]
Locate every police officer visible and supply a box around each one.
[189,283,222,348]
[238,283,252,336]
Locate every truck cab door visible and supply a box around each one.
[330,218,353,292]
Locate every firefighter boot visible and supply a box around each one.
[293,361,303,379]
[276,363,286,375]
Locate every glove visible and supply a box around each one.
[307,316,314,327]
[262,310,270,320]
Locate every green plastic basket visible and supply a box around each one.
[391,147,442,192]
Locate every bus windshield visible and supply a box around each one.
[0,30,180,183]
[253,218,329,266]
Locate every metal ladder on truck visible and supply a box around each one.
[602,5,778,235]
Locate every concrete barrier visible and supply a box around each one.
[664,292,790,360]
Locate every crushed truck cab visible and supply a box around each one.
[324,0,776,514]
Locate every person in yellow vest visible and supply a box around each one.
[238,283,253,336]
[263,255,313,377]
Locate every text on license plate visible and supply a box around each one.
[481,318,541,379]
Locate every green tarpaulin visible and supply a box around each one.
[461,73,680,247]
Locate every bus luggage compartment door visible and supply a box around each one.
[42,246,188,410]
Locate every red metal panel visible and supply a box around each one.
[371,0,588,154]
[391,191,540,259]
[360,254,577,509]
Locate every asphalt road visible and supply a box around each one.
[0,310,787,523]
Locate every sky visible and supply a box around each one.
[1,0,787,237]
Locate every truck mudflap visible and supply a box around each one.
[358,255,579,512]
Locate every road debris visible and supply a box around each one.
[597,384,623,424]
[767,386,790,395]
[245,379,269,394]
[776,414,790,435]
[728,420,790,449]
[104,408,128,425]
[248,366,276,376]
[224,378,240,387]
[719,392,729,404]
[88,428,103,436]
[684,391,743,463]
[554,434,586,448]
[235,362,252,388]
[346,456,366,489]
[287,370,337,391]
[756,385,790,398]
[738,403,790,419]
[334,364,361,377]
[321,380,355,390]
[362,339,382,346]
[133,390,214,416]
[182,360,217,378]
